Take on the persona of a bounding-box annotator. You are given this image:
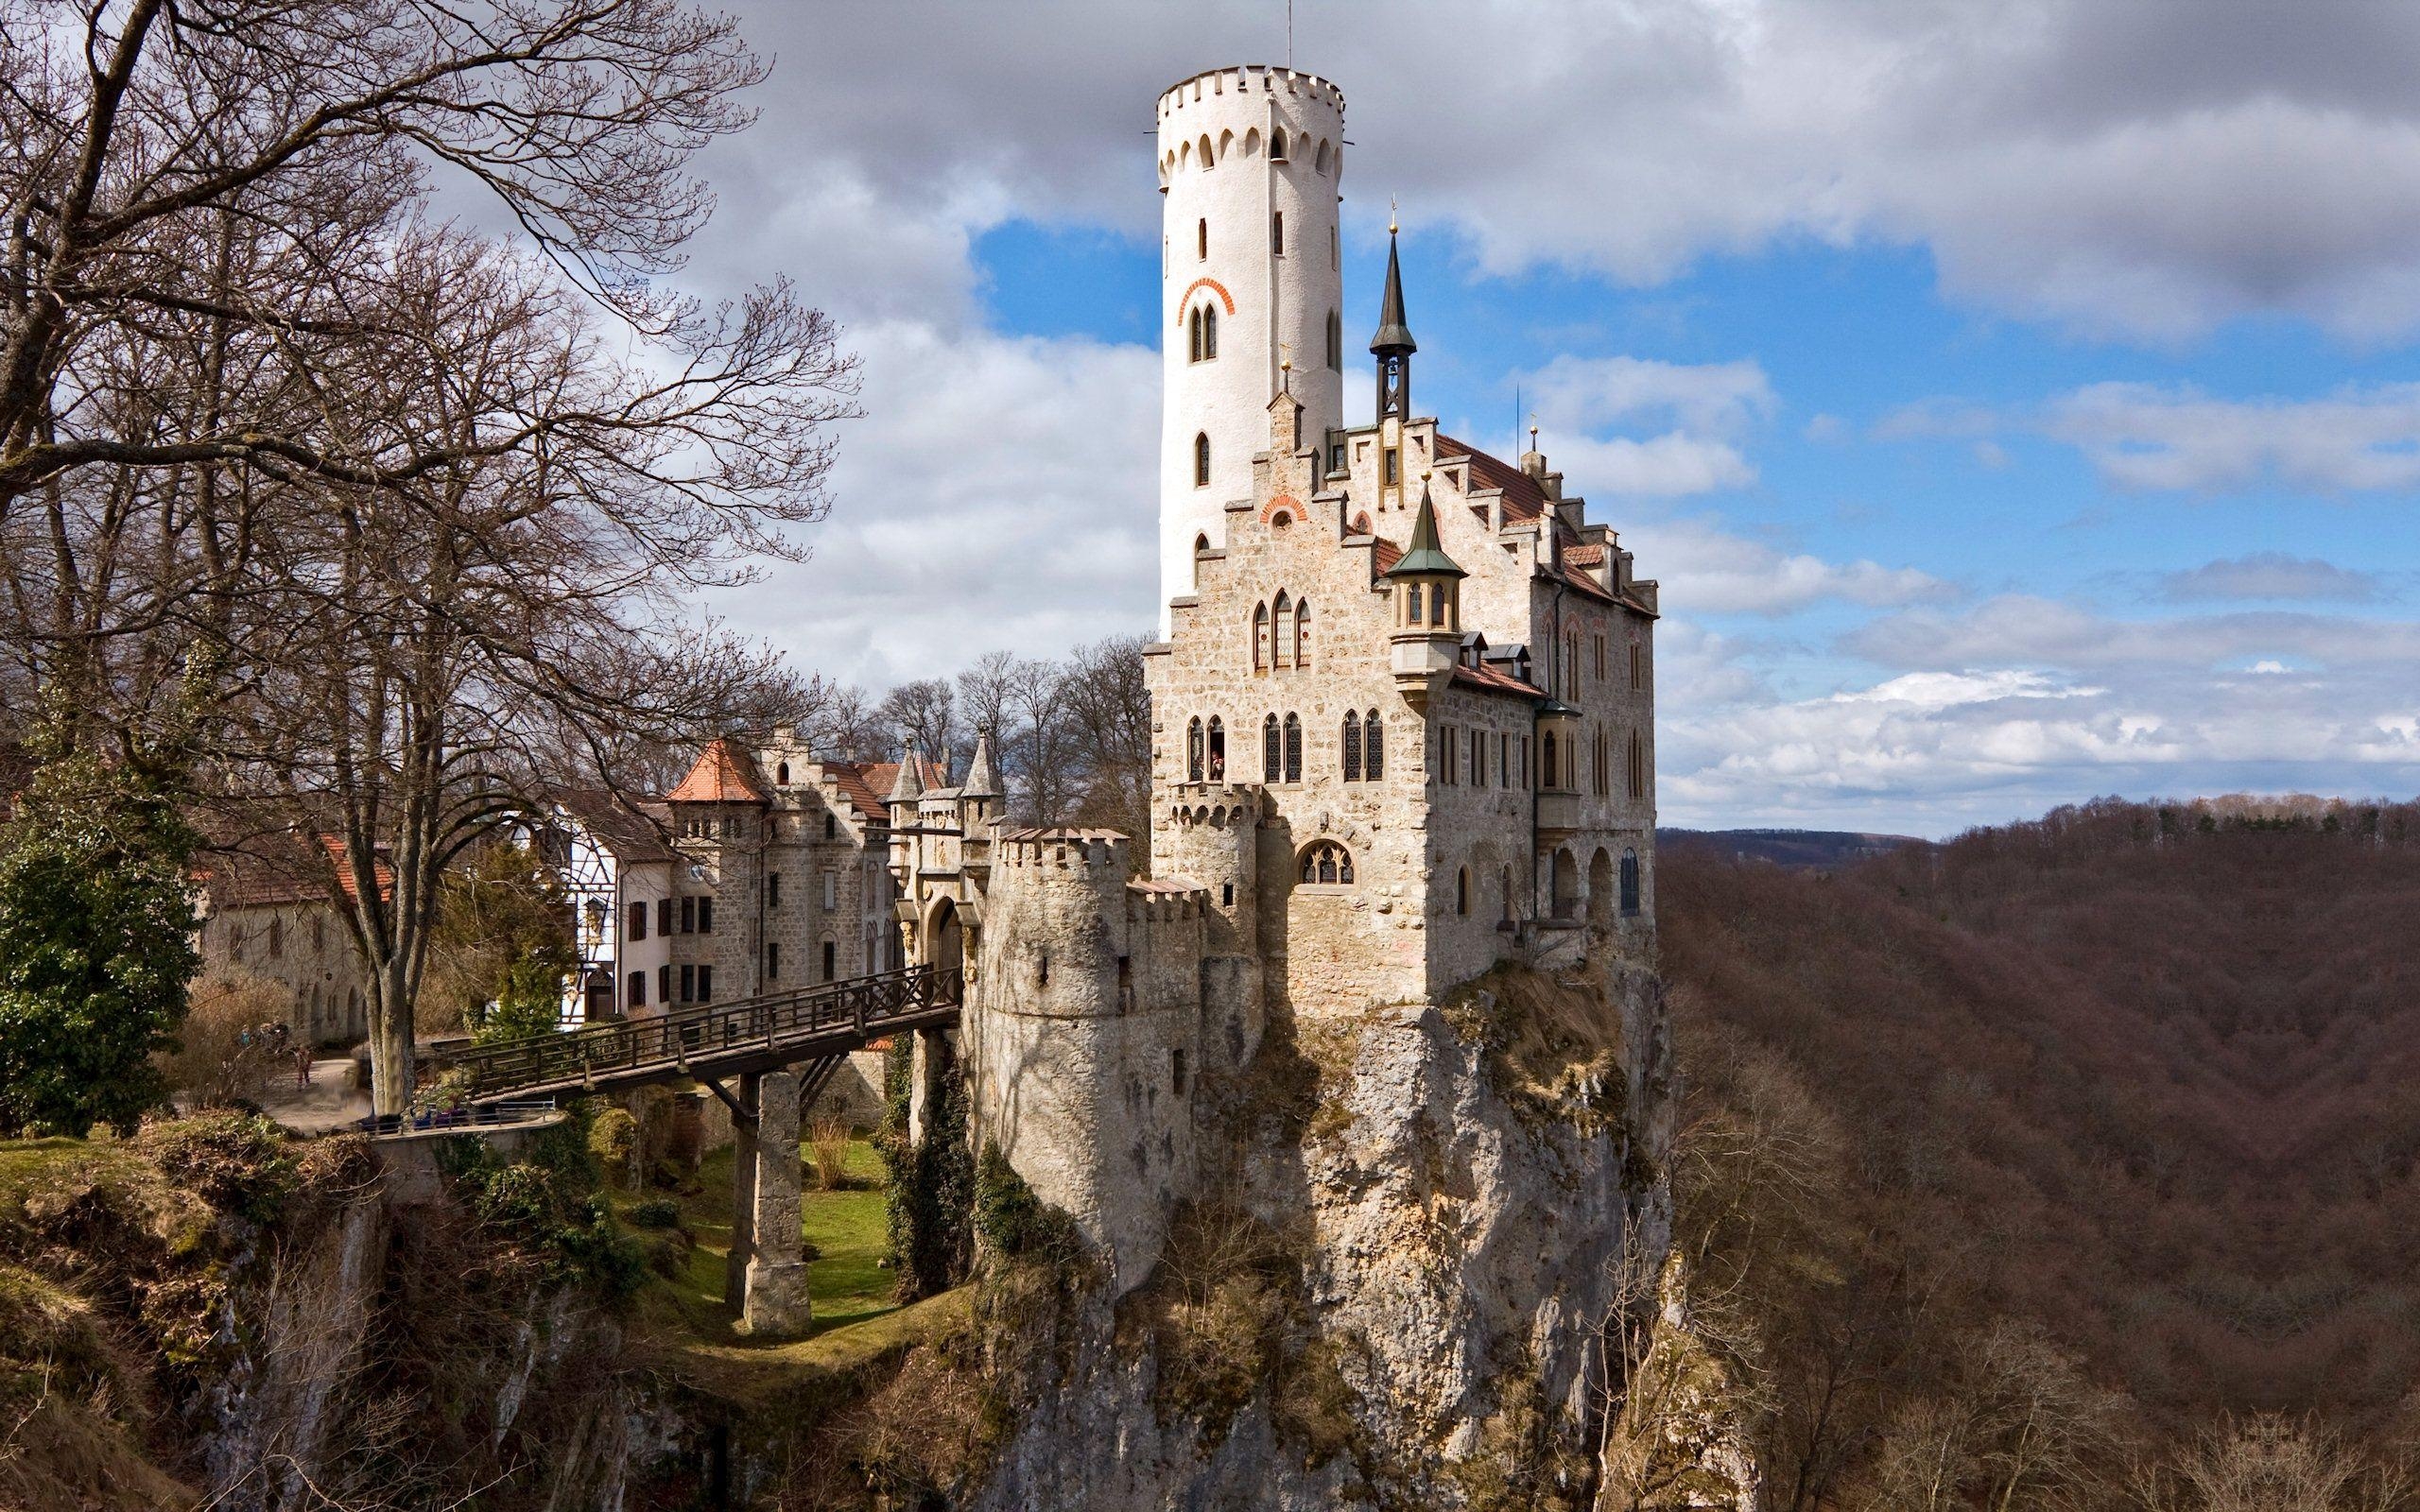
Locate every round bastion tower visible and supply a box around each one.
[1156,66,1346,630]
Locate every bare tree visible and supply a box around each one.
[1060,634,1151,840]
[0,3,858,1112]
[877,678,961,777]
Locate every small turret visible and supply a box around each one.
[886,744,925,805]
[962,729,1001,802]
[1386,480,1466,709]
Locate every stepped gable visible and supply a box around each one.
[1436,432,1548,523]
[666,736,769,804]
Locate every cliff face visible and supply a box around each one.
[967,957,1713,1511]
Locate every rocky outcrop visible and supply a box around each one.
[967,957,1690,1510]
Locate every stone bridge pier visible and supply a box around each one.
[719,1069,813,1337]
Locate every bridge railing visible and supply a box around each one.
[438,964,963,1099]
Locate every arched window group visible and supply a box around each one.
[1250,592,1311,672]
[1186,715,1228,782]
[1340,709,1384,782]
[1299,840,1355,885]
[1188,302,1219,362]
[1258,712,1303,782]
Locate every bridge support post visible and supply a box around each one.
[722,1074,758,1316]
[740,1069,812,1338]
[907,1027,953,1146]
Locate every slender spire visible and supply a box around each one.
[1384,480,1466,579]
[886,742,925,803]
[1369,223,1416,357]
[961,727,1001,800]
[1372,218,1416,425]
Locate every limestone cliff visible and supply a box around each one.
[959,956,1728,1511]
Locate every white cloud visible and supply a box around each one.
[705,321,1159,686]
[2158,553,2383,603]
[690,1,2420,346]
[2049,383,2420,491]
[1631,518,1950,616]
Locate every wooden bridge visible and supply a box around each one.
[436,964,964,1104]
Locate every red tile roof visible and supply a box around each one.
[1371,536,1404,577]
[667,738,769,804]
[193,830,329,909]
[1564,542,1606,566]
[320,835,395,903]
[1436,434,1551,524]
[1451,662,1547,701]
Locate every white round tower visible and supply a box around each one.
[1156,66,1346,630]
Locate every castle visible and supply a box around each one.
[886,64,1661,1290]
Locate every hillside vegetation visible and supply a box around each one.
[1658,798,2420,1511]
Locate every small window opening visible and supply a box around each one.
[1197,217,1208,259]
[1195,431,1212,486]
[1271,211,1284,254]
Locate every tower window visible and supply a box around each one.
[1271,211,1284,255]
[1188,716,1205,782]
[1194,431,1211,487]
[1384,447,1400,486]
[1342,711,1362,782]
[768,873,782,910]
[1365,710,1384,780]
[1456,868,1470,916]
[1189,304,1220,363]
[1198,216,1208,259]
[776,761,789,784]
[1620,850,1642,917]
[1207,715,1226,780]
[823,939,838,982]
[1325,309,1341,370]
[1294,598,1311,667]
[1194,532,1210,586]
[1330,224,1338,269]
[1629,731,1648,799]
[825,813,837,839]
[1272,591,1293,669]
[1253,601,1270,671]
[1631,641,1645,690]
[1299,840,1354,885]
[1271,127,1288,161]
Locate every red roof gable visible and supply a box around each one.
[1451,662,1547,701]
[1435,434,1552,524]
[667,738,769,804]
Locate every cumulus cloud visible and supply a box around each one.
[692,1,2420,344]
[1629,518,1950,616]
[1881,383,2420,492]
[706,321,1159,686]
[2158,553,2383,603]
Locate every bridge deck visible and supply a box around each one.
[440,965,963,1102]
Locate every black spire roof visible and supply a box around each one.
[1369,225,1417,356]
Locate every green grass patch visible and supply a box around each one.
[614,1134,898,1342]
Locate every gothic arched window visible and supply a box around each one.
[1341,711,1362,782]
[1283,712,1303,783]
[1620,850,1642,917]
[1253,601,1269,671]
[1364,710,1384,780]
[1194,431,1211,487]
[1271,592,1292,669]
[1263,713,1281,781]
[1299,841,1354,885]
[1193,532,1210,587]
[1542,730,1559,789]
[1271,127,1288,161]
[1294,598,1311,668]
[1187,716,1204,782]
[1201,301,1218,359]
[1206,715,1226,780]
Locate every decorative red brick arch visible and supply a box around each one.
[1174,277,1236,324]
[1260,492,1302,525]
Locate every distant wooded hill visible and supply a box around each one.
[1660,796,2420,1511]
[1657,827,1926,868]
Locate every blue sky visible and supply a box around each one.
[672,1,2420,836]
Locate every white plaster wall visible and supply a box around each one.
[1158,66,1346,629]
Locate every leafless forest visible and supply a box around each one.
[1659,798,2420,1511]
